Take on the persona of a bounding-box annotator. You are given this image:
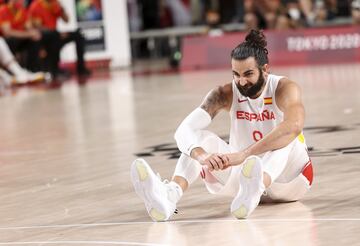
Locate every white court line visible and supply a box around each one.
[0,241,166,246]
[0,218,359,230]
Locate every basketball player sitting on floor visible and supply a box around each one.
[131,29,314,221]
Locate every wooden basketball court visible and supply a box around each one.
[0,63,359,245]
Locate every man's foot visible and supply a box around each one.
[52,69,71,82]
[77,67,92,77]
[231,156,265,219]
[14,71,48,84]
[131,159,178,221]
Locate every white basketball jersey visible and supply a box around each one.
[229,74,284,151]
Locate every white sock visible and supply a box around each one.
[168,181,183,203]
[7,61,26,76]
[0,38,16,65]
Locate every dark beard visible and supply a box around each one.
[236,69,265,98]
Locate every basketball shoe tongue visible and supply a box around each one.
[167,181,183,203]
[154,175,182,204]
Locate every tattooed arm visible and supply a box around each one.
[200,84,233,118]
[189,84,233,170]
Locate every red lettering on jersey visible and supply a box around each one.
[262,110,270,120]
[237,111,245,119]
[236,110,276,122]
[253,131,263,142]
[270,111,275,120]
[250,113,257,121]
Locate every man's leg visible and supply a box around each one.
[131,130,230,221]
[0,37,17,67]
[172,153,201,192]
[1,38,45,84]
[262,136,313,202]
[60,30,90,75]
[26,40,43,72]
[231,139,298,219]
[40,30,62,78]
[131,158,181,222]
[172,130,232,194]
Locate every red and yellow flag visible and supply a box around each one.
[264,97,272,105]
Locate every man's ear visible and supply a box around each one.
[263,64,269,74]
[262,63,270,75]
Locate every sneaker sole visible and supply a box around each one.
[131,159,168,222]
[13,75,46,85]
[231,157,262,219]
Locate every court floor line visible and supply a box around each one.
[0,218,359,230]
[0,241,166,246]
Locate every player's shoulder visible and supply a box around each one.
[218,82,232,94]
[275,77,303,108]
[203,82,233,111]
[277,77,301,94]
[212,82,233,101]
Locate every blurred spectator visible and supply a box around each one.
[127,0,356,62]
[0,0,43,72]
[128,0,354,32]
[336,0,351,18]
[243,0,281,30]
[352,0,360,24]
[190,0,205,25]
[165,0,191,26]
[276,0,352,29]
[139,0,160,30]
[127,0,142,32]
[218,0,238,24]
[313,0,337,23]
[205,9,223,36]
[298,0,316,25]
[275,0,307,30]
[158,0,173,28]
[0,36,45,84]
[28,0,91,78]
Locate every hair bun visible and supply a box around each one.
[245,29,268,53]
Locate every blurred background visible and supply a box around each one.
[125,0,360,73]
[1,2,360,244]
[0,0,359,88]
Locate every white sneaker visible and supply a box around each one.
[131,159,178,221]
[231,156,265,219]
[14,71,46,84]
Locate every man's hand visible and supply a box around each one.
[197,153,230,171]
[223,151,249,166]
[29,29,41,41]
